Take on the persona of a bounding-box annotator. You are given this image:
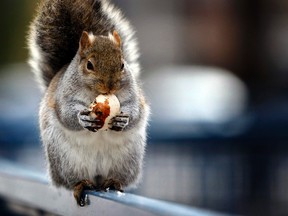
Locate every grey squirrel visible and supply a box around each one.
[27,0,149,206]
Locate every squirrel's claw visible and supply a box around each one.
[78,110,103,132]
[79,109,91,116]
[101,178,124,192]
[109,114,129,131]
[73,180,96,207]
[84,126,98,132]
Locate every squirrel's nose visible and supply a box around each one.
[108,80,113,91]
[107,79,121,92]
[97,78,120,94]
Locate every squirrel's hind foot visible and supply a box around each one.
[101,178,124,192]
[73,179,96,207]
[73,177,124,206]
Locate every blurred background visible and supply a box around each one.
[1,0,288,215]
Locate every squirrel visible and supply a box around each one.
[27,0,149,206]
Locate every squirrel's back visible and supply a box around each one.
[28,0,140,90]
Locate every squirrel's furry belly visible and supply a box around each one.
[62,130,126,179]
[43,115,143,188]
[62,129,133,178]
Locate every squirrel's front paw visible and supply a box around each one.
[109,113,129,131]
[78,109,103,132]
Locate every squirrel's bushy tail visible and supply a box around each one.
[28,0,140,90]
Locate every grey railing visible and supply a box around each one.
[0,160,232,216]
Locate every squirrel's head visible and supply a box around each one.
[78,30,127,94]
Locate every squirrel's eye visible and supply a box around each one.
[87,60,94,71]
[121,63,124,71]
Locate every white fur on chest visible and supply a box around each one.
[61,128,132,179]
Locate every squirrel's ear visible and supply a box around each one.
[112,30,121,48]
[79,31,93,54]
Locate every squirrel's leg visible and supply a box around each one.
[73,179,96,207]
[55,96,91,131]
[55,91,102,132]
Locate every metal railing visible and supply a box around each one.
[0,160,232,216]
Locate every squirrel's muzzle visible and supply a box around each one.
[97,78,121,94]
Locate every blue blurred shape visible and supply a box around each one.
[144,66,250,140]
[0,64,41,150]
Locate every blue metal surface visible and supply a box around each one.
[0,159,232,216]
[91,190,228,216]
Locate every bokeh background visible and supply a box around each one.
[1,0,288,216]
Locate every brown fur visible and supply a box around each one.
[79,35,123,94]
[46,70,63,109]
[73,179,96,206]
[29,0,149,208]
[31,0,114,87]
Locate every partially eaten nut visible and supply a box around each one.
[89,94,120,130]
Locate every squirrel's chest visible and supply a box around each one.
[62,129,129,178]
